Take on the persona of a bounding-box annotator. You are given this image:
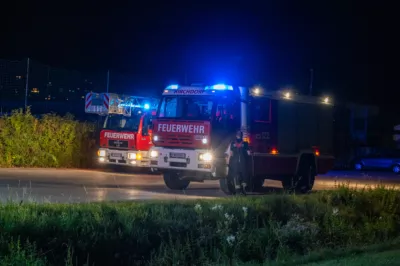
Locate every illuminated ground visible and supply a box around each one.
[0,168,399,203]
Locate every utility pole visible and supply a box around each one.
[106,70,110,93]
[309,68,314,96]
[24,58,30,110]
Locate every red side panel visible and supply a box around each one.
[252,155,298,176]
[136,116,153,151]
[99,130,136,150]
[317,156,335,174]
[152,119,211,149]
[252,154,335,176]
[248,99,278,153]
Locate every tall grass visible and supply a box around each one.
[0,187,399,265]
[0,108,96,168]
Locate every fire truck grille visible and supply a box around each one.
[108,140,129,148]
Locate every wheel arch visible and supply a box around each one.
[295,151,317,175]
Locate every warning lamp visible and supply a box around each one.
[270,148,278,155]
[312,146,320,156]
[243,136,250,144]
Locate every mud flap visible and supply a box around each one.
[282,153,316,194]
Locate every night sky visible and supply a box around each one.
[1,1,390,106]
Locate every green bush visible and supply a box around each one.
[0,186,400,265]
[0,108,96,168]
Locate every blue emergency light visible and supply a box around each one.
[118,103,144,108]
[166,84,179,90]
[144,103,150,109]
[205,84,233,91]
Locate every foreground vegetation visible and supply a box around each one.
[0,108,95,168]
[0,186,399,265]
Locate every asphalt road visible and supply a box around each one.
[0,168,399,203]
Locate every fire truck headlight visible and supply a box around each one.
[202,138,208,144]
[98,150,106,157]
[150,150,158,158]
[127,153,137,160]
[199,153,213,162]
[153,135,159,141]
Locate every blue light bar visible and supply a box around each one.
[166,84,179,90]
[118,103,143,108]
[144,103,150,110]
[205,84,233,91]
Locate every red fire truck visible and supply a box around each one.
[85,92,158,167]
[149,84,335,194]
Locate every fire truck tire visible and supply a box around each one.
[248,178,264,192]
[219,177,236,195]
[163,172,190,190]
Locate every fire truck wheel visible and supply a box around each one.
[219,177,236,195]
[248,178,264,192]
[163,172,190,190]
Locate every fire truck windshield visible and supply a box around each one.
[158,96,214,120]
[103,114,142,132]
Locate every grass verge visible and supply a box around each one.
[0,186,399,265]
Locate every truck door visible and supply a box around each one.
[136,114,153,151]
[249,98,277,153]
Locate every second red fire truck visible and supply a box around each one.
[85,92,158,167]
[149,84,335,194]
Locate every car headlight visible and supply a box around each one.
[150,150,158,158]
[97,150,106,157]
[127,153,137,160]
[199,153,212,162]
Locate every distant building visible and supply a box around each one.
[0,59,26,99]
[0,58,105,114]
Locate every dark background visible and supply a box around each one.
[0,1,392,106]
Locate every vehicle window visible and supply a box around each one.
[213,99,240,130]
[103,115,141,131]
[158,96,214,120]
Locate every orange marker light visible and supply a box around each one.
[315,150,320,156]
[270,148,278,155]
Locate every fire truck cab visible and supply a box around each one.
[149,84,335,194]
[85,92,158,167]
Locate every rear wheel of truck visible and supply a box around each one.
[163,171,190,190]
[219,177,236,195]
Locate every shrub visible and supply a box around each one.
[0,108,96,168]
[0,187,399,265]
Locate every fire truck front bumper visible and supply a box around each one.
[148,147,229,177]
[97,149,150,167]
